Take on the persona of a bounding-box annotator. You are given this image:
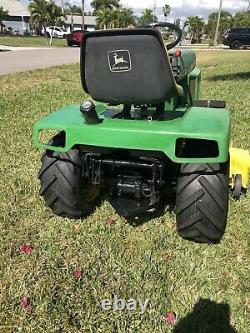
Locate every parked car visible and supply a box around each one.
[23,30,33,37]
[42,26,67,38]
[65,30,88,46]
[223,27,250,49]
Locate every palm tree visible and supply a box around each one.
[0,6,8,33]
[96,8,110,29]
[47,1,65,45]
[185,16,205,42]
[174,18,181,27]
[117,8,135,28]
[96,6,134,29]
[29,0,65,46]
[65,4,82,15]
[96,7,119,29]
[110,8,120,28]
[66,2,74,31]
[163,4,171,22]
[138,8,157,26]
[205,10,232,41]
[29,0,51,40]
[91,0,120,12]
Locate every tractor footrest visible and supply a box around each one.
[193,100,226,108]
[103,109,123,118]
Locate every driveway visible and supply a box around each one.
[0,46,80,75]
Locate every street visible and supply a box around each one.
[0,46,80,75]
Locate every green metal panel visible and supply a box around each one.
[33,103,231,164]
[189,68,201,100]
[169,49,197,78]
[178,49,197,79]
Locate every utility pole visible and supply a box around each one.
[213,0,223,47]
[61,0,64,15]
[81,0,85,29]
[153,0,157,22]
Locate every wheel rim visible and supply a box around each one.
[234,41,241,49]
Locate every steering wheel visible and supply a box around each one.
[148,22,183,50]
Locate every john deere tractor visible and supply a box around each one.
[33,23,249,243]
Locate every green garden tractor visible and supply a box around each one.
[33,23,242,244]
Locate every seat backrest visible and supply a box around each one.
[81,29,176,105]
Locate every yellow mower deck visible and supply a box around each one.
[230,147,250,197]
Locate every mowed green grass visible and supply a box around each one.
[0,50,249,332]
[0,36,67,47]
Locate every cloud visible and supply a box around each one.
[71,0,246,15]
[24,0,246,20]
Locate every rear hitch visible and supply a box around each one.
[83,154,165,217]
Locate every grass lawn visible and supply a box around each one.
[0,50,249,332]
[0,36,67,47]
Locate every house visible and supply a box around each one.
[0,0,30,34]
[65,15,97,32]
[0,0,97,35]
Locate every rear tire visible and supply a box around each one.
[38,133,100,219]
[176,163,229,244]
[231,40,242,50]
[67,41,74,47]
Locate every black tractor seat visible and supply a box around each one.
[81,28,184,106]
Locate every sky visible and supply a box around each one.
[21,0,248,21]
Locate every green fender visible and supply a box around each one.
[33,103,231,164]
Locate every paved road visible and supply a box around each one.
[0,47,80,75]
[0,45,247,76]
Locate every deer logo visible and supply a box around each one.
[108,50,131,72]
[113,53,128,67]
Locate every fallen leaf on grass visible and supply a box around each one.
[164,312,176,324]
[73,270,82,279]
[106,218,116,226]
[20,243,33,254]
[72,224,81,233]
[20,296,31,310]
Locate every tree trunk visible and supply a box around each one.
[71,13,73,31]
[43,25,49,46]
[214,0,223,47]
[81,0,85,30]
[61,0,64,15]
[50,27,54,46]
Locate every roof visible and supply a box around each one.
[66,15,97,26]
[0,0,29,16]
[0,0,97,25]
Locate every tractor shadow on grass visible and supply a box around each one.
[124,204,170,227]
[116,193,176,227]
[173,298,238,333]
[208,71,250,81]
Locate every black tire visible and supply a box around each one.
[231,40,242,50]
[176,163,229,244]
[38,133,100,218]
[67,41,74,47]
[232,174,242,200]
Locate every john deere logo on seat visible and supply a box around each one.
[108,50,131,73]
